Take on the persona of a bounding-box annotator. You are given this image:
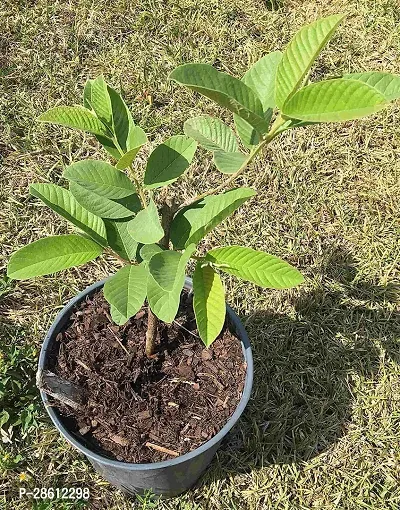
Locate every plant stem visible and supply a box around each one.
[113,136,148,209]
[129,163,147,208]
[145,198,179,357]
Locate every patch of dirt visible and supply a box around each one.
[48,289,247,463]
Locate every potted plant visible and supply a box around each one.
[7,14,400,497]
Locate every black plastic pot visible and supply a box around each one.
[38,278,253,498]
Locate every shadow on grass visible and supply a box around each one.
[199,248,400,485]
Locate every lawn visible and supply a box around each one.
[1,0,400,508]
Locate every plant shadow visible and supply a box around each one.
[198,248,400,484]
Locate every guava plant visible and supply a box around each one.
[7,14,400,356]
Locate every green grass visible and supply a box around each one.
[1,0,400,508]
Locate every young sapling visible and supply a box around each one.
[7,14,400,356]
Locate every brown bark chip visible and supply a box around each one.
[48,290,246,463]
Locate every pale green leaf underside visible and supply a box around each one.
[234,51,282,148]
[206,246,304,288]
[233,114,261,148]
[193,263,225,347]
[7,234,102,280]
[87,76,113,128]
[30,183,107,247]
[128,199,164,244]
[213,151,247,174]
[37,106,111,138]
[149,250,182,291]
[243,51,283,110]
[282,79,387,122]
[184,115,238,152]
[104,218,138,261]
[110,305,128,326]
[276,14,345,109]
[144,135,197,189]
[171,188,256,250]
[64,160,136,199]
[170,64,270,133]
[343,71,400,101]
[69,181,141,219]
[147,245,195,323]
[103,264,147,319]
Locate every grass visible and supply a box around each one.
[1,0,400,508]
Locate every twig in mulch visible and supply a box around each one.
[145,442,180,457]
[107,325,130,355]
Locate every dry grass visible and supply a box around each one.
[1,0,400,508]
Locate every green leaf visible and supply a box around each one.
[205,246,304,288]
[7,234,102,280]
[115,126,148,170]
[149,250,182,291]
[83,79,93,109]
[234,51,281,147]
[107,84,137,153]
[84,77,141,155]
[69,181,141,219]
[104,218,138,261]
[193,263,225,347]
[276,14,345,109]
[244,51,283,110]
[128,199,164,244]
[183,116,238,152]
[282,79,387,123]
[110,305,128,326]
[37,106,111,137]
[147,245,195,323]
[95,135,121,160]
[64,160,136,199]
[171,188,256,249]
[140,244,164,262]
[213,151,247,174]
[30,183,107,247]
[86,76,113,128]
[343,72,400,101]
[144,135,197,189]
[233,115,262,148]
[170,64,270,133]
[103,264,147,320]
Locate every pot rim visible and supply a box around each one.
[38,277,253,471]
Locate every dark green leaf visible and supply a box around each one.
[115,126,148,169]
[128,199,164,244]
[30,183,107,247]
[64,160,136,199]
[69,181,141,219]
[144,135,197,189]
[104,218,138,261]
[171,188,256,249]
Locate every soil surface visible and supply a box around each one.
[48,289,246,463]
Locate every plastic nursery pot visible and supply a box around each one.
[38,278,253,498]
